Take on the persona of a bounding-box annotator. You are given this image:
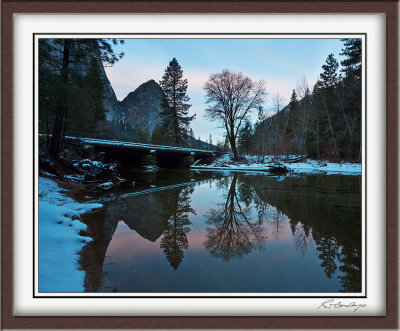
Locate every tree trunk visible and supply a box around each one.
[319,90,339,159]
[230,137,239,161]
[49,39,70,157]
[174,117,179,146]
[60,101,69,151]
[316,107,320,159]
[228,122,239,161]
[275,122,278,154]
[46,110,49,150]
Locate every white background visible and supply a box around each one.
[14,14,385,316]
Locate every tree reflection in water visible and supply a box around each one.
[81,172,361,293]
[159,186,196,269]
[204,174,266,261]
[205,173,361,292]
[292,222,313,256]
[246,174,361,292]
[315,236,340,278]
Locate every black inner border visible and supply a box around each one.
[33,32,367,299]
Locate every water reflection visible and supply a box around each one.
[79,171,362,293]
[204,174,266,261]
[159,187,195,269]
[243,174,361,292]
[292,222,313,256]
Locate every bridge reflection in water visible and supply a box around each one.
[79,171,361,294]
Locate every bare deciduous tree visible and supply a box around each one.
[296,76,312,155]
[271,92,284,155]
[203,70,266,161]
[296,75,309,99]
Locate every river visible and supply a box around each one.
[79,169,362,294]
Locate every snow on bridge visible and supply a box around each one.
[68,136,216,156]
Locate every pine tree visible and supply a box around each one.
[320,53,339,88]
[290,89,298,106]
[238,120,253,155]
[48,39,71,157]
[248,48,361,161]
[285,89,301,153]
[300,86,312,154]
[159,58,195,146]
[136,128,150,143]
[38,40,60,148]
[256,106,267,160]
[286,89,298,135]
[151,123,167,144]
[318,54,340,158]
[340,38,362,80]
[339,38,362,159]
[81,57,107,136]
[188,128,195,147]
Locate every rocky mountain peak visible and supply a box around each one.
[119,80,165,135]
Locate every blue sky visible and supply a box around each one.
[104,38,345,142]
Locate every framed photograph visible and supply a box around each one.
[2,1,398,329]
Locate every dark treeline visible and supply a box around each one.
[240,39,361,161]
[39,38,125,157]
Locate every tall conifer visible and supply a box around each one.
[159,58,195,146]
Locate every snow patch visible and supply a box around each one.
[142,165,159,173]
[39,177,102,292]
[192,153,361,175]
[97,181,114,190]
[73,159,105,169]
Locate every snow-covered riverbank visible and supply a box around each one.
[39,176,102,292]
[191,154,361,175]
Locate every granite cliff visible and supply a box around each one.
[118,80,164,136]
[39,39,165,140]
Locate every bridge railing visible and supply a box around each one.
[78,137,216,154]
[39,134,217,154]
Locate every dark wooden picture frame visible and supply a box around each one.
[2,1,398,329]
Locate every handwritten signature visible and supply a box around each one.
[317,299,367,312]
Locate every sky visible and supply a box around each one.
[104,38,345,142]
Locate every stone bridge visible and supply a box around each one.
[75,137,217,171]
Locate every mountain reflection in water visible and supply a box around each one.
[79,171,361,293]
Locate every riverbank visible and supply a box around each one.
[38,176,102,292]
[191,154,362,175]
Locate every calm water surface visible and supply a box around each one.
[80,170,362,293]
